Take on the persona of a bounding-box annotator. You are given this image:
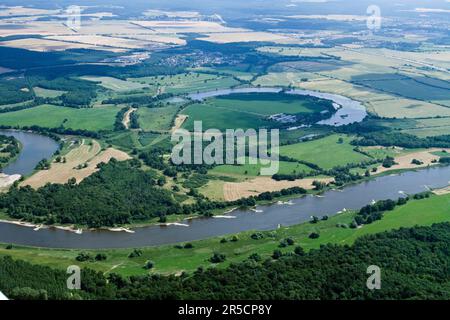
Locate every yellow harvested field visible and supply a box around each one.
[257,46,330,57]
[0,6,60,17]
[197,32,299,44]
[223,177,334,201]
[433,186,450,196]
[121,34,186,45]
[130,20,246,33]
[22,140,131,188]
[0,38,107,52]
[366,98,450,118]
[287,14,368,22]
[45,35,153,50]
[0,21,75,37]
[374,148,450,175]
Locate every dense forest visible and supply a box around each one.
[1,223,449,300]
[0,159,181,227]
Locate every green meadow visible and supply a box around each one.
[0,104,121,131]
[137,106,179,131]
[280,134,370,169]
[128,72,240,95]
[208,92,331,115]
[182,92,333,131]
[210,159,314,178]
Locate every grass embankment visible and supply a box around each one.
[1,193,448,276]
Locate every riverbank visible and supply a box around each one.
[1,193,448,276]
[0,164,448,249]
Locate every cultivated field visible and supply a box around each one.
[128,72,240,95]
[223,176,333,201]
[33,87,66,98]
[374,148,450,175]
[279,134,369,169]
[0,104,121,131]
[22,140,131,188]
[81,76,147,92]
[138,106,179,132]
[182,92,332,131]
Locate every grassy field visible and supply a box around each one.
[401,117,450,137]
[279,134,370,169]
[81,76,148,92]
[33,87,66,98]
[0,193,448,276]
[182,92,332,131]
[0,104,121,131]
[210,159,314,178]
[128,72,240,95]
[182,102,272,131]
[208,92,331,115]
[192,67,256,81]
[137,106,179,132]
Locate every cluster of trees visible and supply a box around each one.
[0,124,100,139]
[2,223,450,300]
[353,131,450,149]
[0,78,33,105]
[129,111,140,129]
[103,93,174,106]
[0,135,20,168]
[29,76,99,108]
[0,159,181,227]
[354,193,430,226]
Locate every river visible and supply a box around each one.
[0,130,59,176]
[0,165,448,249]
[0,94,446,249]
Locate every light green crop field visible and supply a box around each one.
[182,92,332,131]
[182,102,272,131]
[192,67,256,81]
[400,117,450,137]
[33,87,66,98]
[0,104,121,131]
[279,134,370,169]
[128,72,240,95]
[210,159,314,177]
[137,105,179,131]
[104,131,142,150]
[209,92,330,115]
[81,76,147,92]
[1,194,448,276]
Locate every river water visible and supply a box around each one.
[0,130,59,176]
[0,165,448,249]
[0,93,446,249]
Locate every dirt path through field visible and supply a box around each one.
[122,107,137,129]
[22,140,131,188]
[223,176,334,201]
[374,148,450,175]
[171,114,188,133]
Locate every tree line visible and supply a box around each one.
[1,223,449,300]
